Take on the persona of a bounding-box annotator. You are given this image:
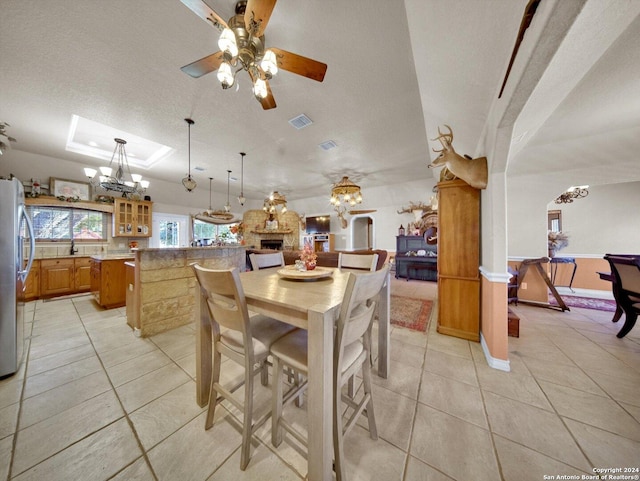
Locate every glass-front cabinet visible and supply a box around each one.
[113,199,152,237]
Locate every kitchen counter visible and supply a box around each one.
[90,254,135,261]
[129,246,246,337]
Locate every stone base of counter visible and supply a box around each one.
[131,246,246,337]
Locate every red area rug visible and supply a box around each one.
[548,294,617,312]
[390,295,433,332]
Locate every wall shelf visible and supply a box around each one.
[25,195,114,213]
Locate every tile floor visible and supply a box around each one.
[1,278,639,481]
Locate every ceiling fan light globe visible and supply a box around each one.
[140,180,150,189]
[100,166,112,177]
[238,195,245,206]
[131,173,142,183]
[253,78,267,99]
[218,28,238,58]
[261,50,278,77]
[84,167,97,179]
[217,62,235,88]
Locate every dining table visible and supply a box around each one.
[194,266,391,481]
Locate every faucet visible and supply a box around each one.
[70,240,78,256]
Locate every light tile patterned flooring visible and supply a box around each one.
[1,278,639,480]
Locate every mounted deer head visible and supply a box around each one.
[334,205,348,229]
[428,125,488,190]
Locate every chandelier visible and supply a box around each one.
[330,176,363,207]
[84,138,149,196]
[196,176,234,222]
[182,118,197,192]
[555,185,589,204]
[263,191,287,214]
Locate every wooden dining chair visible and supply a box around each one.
[604,254,640,338]
[338,252,379,271]
[269,267,389,481]
[191,264,297,470]
[249,251,285,270]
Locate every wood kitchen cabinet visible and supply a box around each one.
[23,259,40,301]
[40,258,75,297]
[40,257,93,298]
[437,179,481,341]
[113,199,152,237]
[91,257,129,308]
[74,257,92,292]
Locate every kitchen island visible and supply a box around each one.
[90,254,135,308]
[128,246,246,337]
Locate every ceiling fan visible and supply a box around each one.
[180,0,328,110]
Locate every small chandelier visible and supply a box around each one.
[555,185,589,204]
[237,152,246,206]
[182,118,197,192]
[263,191,287,214]
[330,176,363,207]
[197,176,234,222]
[84,138,149,197]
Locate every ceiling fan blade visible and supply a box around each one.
[180,51,225,78]
[244,0,277,37]
[180,0,228,31]
[260,81,277,110]
[269,47,327,82]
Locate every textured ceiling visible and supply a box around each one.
[1,0,639,203]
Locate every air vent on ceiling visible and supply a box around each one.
[194,166,206,172]
[319,140,337,151]
[289,114,313,130]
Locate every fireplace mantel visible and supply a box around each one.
[251,229,293,234]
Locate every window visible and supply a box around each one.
[159,220,180,247]
[150,213,189,248]
[193,220,239,244]
[548,210,562,232]
[27,206,108,241]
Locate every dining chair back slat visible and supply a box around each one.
[338,252,378,271]
[249,252,285,270]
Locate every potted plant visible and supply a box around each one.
[299,244,318,270]
[548,231,569,257]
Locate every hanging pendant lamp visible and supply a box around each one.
[224,170,231,213]
[182,118,197,192]
[237,152,246,206]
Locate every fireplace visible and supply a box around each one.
[261,239,283,250]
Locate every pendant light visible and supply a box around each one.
[224,170,231,213]
[207,177,214,214]
[237,152,246,206]
[182,118,197,192]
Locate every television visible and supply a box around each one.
[306,215,331,234]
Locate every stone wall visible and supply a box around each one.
[134,246,246,337]
[242,209,302,250]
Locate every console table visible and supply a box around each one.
[550,257,577,292]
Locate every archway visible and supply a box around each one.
[348,214,375,250]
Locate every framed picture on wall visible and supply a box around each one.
[50,177,91,200]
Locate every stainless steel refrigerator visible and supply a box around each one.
[0,177,35,377]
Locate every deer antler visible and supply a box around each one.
[431,124,454,153]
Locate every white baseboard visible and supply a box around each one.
[480,333,511,372]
